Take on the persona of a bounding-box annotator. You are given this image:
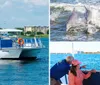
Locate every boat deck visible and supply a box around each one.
[0,38,44,49]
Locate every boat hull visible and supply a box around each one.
[83,71,100,85]
[0,47,43,60]
[0,49,22,59]
[20,48,42,58]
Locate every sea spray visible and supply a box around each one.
[51,3,100,34]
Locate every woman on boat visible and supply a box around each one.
[68,60,96,85]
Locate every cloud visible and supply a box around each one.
[11,16,27,22]
[4,1,12,7]
[24,0,48,6]
[0,0,48,11]
[0,0,12,9]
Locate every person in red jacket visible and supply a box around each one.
[68,60,96,85]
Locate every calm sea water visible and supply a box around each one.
[0,38,49,85]
[50,53,100,71]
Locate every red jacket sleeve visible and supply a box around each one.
[82,72,91,79]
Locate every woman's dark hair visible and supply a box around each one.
[70,64,77,76]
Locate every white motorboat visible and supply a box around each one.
[0,29,44,60]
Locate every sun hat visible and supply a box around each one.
[72,60,81,66]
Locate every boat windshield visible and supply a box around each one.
[0,29,22,38]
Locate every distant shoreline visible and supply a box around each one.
[19,34,49,38]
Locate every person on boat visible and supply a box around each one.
[50,56,86,85]
[68,60,96,85]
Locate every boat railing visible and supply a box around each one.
[0,38,44,49]
[22,38,44,48]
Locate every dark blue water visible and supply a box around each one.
[50,53,100,71]
[0,38,49,85]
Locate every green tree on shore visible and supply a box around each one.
[37,32,44,35]
[47,30,49,34]
[15,27,24,31]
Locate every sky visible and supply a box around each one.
[0,0,49,28]
[50,42,100,53]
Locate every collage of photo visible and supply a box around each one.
[50,0,100,85]
[0,0,100,85]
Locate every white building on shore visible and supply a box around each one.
[24,26,49,34]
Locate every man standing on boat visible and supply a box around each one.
[50,56,86,85]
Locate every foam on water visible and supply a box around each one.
[0,60,21,65]
[50,2,100,41]
[51,3,100,22]
[51,0,100,5]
